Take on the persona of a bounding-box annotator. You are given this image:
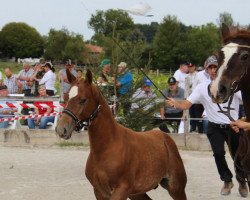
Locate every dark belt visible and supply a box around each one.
[209,121,230,129]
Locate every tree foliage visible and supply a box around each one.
[43,28,86,64]
[0,22,44,59]
[153,16,222,70]
[184,23,221,66]
[88,9,135,43]
[153,16,185,70]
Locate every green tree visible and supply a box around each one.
[153,15,185,70]
[44,28,86,63]
[217,12,235,28]
[135,22,159,43]
[63,34,86,64]
[88,9,135,43]
[184,23,221,66]
[0,22,44,59]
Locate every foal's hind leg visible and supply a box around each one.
[93,188,109,200]
[129,193,152,200]
[160,177,187,200]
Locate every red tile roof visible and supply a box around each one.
[85,44,103,53]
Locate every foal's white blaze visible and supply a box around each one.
[210,42,239,98]
[68,86,78,100]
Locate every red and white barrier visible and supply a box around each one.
[0,112,62,122]
[0,102,65,109]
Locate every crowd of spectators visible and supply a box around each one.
[0,61,79,130]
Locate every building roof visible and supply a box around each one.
[85,44,103,53]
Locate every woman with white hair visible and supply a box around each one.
[27,85,55,129]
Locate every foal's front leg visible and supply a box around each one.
[110,184,130,200]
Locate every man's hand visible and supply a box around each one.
[230,120,250,133]
[165,98,176,108]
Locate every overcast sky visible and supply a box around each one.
[0,0,250,40]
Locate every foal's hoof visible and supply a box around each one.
[239,182,248,198]
[221,181,233,195]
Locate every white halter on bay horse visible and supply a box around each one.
[56,69,187,200]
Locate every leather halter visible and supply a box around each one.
[62,94,101,132]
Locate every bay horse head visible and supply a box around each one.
[210,24,250,103]
[56,69,100,139]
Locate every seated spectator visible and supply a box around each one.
[159,77,185,132]
[30,63,46,96]
[27,85,55,129]
[0,85,18,128]
[4,67,22,94]
[16,62,35,96]
[131,78,156,110]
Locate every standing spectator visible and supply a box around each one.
[37,62,56,96]
[115,62,133,115]
[159,77,185,133]
[4,67,22,94]
[192,56,218,133]
[16,63,34,96]
[58,63,77,95]
[165,55,247,197]
[0,85,17,128]
[97,59,112,84]
[173,61,189,90]
[186,63,201,132]
[27,85,55,129]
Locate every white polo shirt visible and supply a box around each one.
[173,69,187,90]
[39,70,56,92]
[187,81,242,124]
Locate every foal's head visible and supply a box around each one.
[211,24,250,103]
[56,69,100,139]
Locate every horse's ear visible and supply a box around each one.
[221,23,230,39]
[85,69,93,84]
[66,68,77,84]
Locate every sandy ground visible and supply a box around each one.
[0,146,247,200]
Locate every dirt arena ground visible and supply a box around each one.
[0,146,247,200]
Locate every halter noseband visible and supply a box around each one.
[62,94,101,132]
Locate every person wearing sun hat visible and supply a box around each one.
[97,59,112,84]
[115,61,133,115]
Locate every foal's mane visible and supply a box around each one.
[223,27,250,44]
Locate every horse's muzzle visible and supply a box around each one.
[55,124,73,140]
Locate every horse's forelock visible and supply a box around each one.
[223,29,250,44]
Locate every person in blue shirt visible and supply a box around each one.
[115,62,133,115]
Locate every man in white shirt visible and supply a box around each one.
[173,61,189,90]
[166,56,248,197]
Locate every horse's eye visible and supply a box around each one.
[240,51,249,61]
[79,99,86,105]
